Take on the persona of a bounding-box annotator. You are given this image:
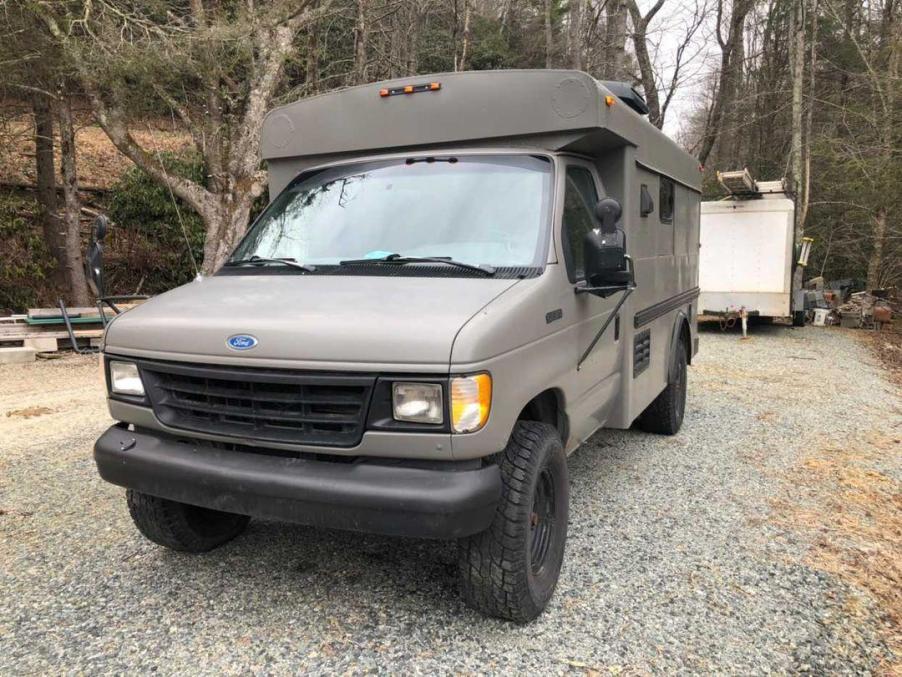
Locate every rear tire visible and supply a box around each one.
[458,421,568,623]
[638,335,688,435]
[126,490,250,553]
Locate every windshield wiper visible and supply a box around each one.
[224,256,316,272]
[338,253,495,276]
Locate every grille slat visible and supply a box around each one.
[138,360,375,447]
[160,398,361,425]
[159,380,364,405]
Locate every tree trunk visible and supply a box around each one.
[201,194,255,275]
[305,12,319,92]
[406,9,419,76]
[568,0,583,70]
[718,23,745,166]
[867,0,898,290]
[603,0,629,80]
[626,0,667,128]
[458,0,472,71]
[789,0,805,242]
[32,92,67,288]
[631,27,661,126]
[697,0,753,167]
[799,0,818,230]
[352,0,368,85]
[57,94,91,305]
[866,207,887,289]
[544,0,553,68]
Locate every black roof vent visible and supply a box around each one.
[600,81,650,116]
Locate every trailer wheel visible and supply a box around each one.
[458,421,568,623]
[638,335,688,435]
[126,490,250,553]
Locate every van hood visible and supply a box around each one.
[104,274,519,369]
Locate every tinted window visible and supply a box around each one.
[659,177,674,223]
[561,166,599,282]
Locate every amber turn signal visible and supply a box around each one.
[451,373,492,433]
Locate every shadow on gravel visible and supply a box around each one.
[697,318,799,338]
[130,519,472,617]
[111,428,650,627]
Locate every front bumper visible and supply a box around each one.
[94,424,501,539]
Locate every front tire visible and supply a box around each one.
[126,490,250,553]
[458,421,569,623]
[638,335,688,435]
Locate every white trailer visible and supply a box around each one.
[699,176,809,325]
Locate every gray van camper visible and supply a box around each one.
[94,70,701,622]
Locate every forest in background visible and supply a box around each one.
[0,0,898,311]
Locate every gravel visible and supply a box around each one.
[1,325,898,674]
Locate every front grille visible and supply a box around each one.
[138,360,376,447]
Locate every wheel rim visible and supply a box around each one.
[529,467,556,574]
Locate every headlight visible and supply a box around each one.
[392,383,443,424]
[451,373,492,433]
[109,360,145,397]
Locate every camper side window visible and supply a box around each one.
[659,177,675,223]
[561,166,599,282]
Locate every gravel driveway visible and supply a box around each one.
[1,325,898,674]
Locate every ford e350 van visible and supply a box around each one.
[94,70,701,622]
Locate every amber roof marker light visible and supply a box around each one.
[379,82,443,98]
[605,95,616,107]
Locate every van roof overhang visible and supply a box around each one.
[261,70,700,192]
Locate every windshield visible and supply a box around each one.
[230,154,553,270]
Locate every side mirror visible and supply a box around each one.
[92,215,109,242]
[583,228,630,288]
[581,197,631,291]
[595,197,621,234]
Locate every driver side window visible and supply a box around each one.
[561,166,600,282]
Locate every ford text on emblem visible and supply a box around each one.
[227,334,258,351]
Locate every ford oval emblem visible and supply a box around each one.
[227,334,258,351]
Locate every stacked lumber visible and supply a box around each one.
[0,306,109,353]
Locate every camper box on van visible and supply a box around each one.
[93,70,701,622]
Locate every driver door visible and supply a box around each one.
[559,161,624,438]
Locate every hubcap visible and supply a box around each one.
[529,468,556,574]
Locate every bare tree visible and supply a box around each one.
[602,0,630,79]
[568,0,584,69]
[697,0,755,167]
[31,92,66,288]
[544,0,554,68]
[625,0,666,125]
[57,91,91,304]
[38,0,328,274]
[353,0,369,84]
[820,0,898,288]
[456,0,473,70]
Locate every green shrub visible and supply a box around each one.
[0,192,57,314]
[105,154,206,295]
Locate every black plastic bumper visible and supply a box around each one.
[94,425,501,539]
